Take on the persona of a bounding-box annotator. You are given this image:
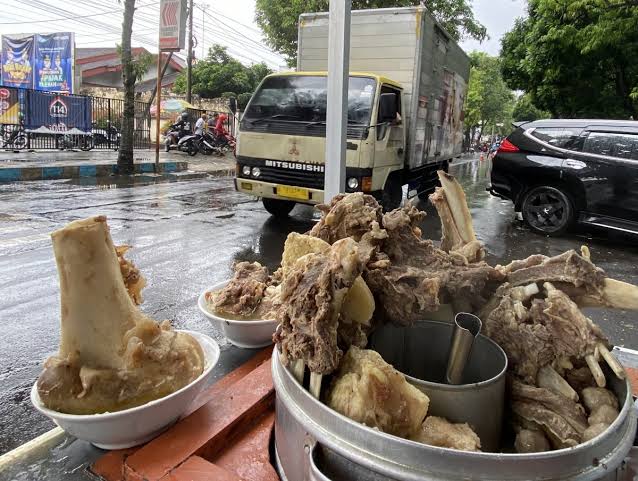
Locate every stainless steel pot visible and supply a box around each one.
[368,320,507,452]
[273,341,637,481]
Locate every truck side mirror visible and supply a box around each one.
[229,97,237,114]
[378,93,398,123]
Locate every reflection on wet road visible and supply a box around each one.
[0,157,636,454]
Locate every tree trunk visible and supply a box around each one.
[118,0,136,175]
[477,120,486,143]
[615,64,638,119]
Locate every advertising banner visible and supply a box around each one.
[1,35,34,89]
[25,90,91,133]
[34,33,74,93]
[0,87,20,124]
[159,0,187,51]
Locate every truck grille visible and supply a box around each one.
[256,166,324,189]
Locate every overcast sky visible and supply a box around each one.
[461,0,527,55]
[0,0,527,68]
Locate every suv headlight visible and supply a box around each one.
[251,167,261,177]
[241,165,251,176]
[347,177,359,190]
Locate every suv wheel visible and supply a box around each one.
[522,185,574,235]
[262,198,295,218]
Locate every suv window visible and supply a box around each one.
[531,127,584,150]
[582,132,638,160]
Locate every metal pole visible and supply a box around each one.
[186,0,194,103]
[324,0,351,203]
[155,51,163,167]
[145,52,173,117]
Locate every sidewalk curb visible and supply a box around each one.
[0,161,188,183]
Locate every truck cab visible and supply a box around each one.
[235,71,407,216]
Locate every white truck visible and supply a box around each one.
[235,6,470,216]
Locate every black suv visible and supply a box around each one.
[489,119,638,235]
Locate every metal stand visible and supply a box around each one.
[324,0,351,203]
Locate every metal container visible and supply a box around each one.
[273,333,637,481]
[368,320,506,451]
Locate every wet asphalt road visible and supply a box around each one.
[1,157,637,455]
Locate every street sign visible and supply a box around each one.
[159,0,187,51]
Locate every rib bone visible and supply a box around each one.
[537,365,578,402]
[586,354,606,388]
[291,359,305,383]
[309,372,323,399]
[598,343,625,380]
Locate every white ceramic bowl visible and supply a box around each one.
[31,330,219,450]
[198,280,278,349]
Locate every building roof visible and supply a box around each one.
[135,71,181,92]
[77,48,184,79]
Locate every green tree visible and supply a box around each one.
[500,0,638,119]
[116,1,153,174]
[173,45,272,99]
[464,52,515,147]
[117,0,137,174]
[237,92,253,110]
[255,0,487,66]
[512,93,550,122]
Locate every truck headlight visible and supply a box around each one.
[242,165,251,176]
[347,177,359,190]
[251,167,261,178]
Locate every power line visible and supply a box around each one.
[0,1,157,25]
[16,0,158,47]
[195,5,283,63]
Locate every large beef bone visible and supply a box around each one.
[573,278,638,311]
[53,216,139,368]
[429,171,484,263]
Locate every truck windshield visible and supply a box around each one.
[243,75,376,126]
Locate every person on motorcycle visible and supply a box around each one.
[207,113,218,131]
[214,113,228,138]
[165,112,191,150]
[194,113,208,139]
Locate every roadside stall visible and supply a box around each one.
[2,170,638,481]
[3,3,638,480]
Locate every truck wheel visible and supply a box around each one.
[521,185,574,235]
[381,175,403,212]
[262,198,295,218]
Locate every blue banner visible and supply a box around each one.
[34,33,74,93]
[25,90,91,133]
[1,36,34,89]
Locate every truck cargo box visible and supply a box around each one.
[298,7,470,170]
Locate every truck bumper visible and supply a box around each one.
[234,178,325,204]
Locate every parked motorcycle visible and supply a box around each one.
[196,131,228,156]
[58,132,92,151]
[92,121,120,150]
[177,133,200,156]
[0,124,27,150]
[164,119,192,152]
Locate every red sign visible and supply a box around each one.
[159,0,186,51]
[0,88,10,100]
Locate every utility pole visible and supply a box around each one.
[186,0,194,103]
